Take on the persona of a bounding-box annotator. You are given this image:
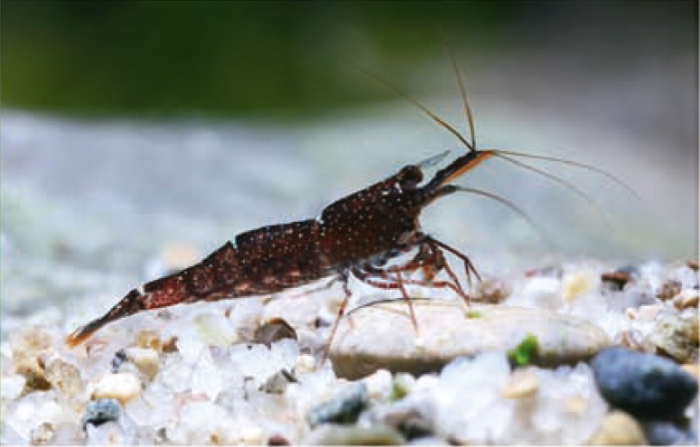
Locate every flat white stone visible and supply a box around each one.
[330,300,610,379]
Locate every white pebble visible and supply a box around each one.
[363,369,393,400]
[514,277,561,308]
[4,391,66,441]
[190,349,223,400]
[238,422,264,444]
[1,374,26,400]
[167,401,236,444]
[159,358,193,393]
[194,312,237,346]
[85,421,127,445]
[92,373,141,404]
[434,353,515,443]
[175,329,207,364]
[294,353,317,374]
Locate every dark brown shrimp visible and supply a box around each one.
[66,59,635,362]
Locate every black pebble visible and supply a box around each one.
[642,420,698,445]
[591,347,698,419]
[111,349,127,373]
[81,398,121,429]
[307,382,368,426]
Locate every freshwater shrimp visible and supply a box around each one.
[66,58,634,359]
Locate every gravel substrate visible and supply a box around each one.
[1,257,697,445]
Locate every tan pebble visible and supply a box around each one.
[501,368,539,398]
[125,347,160,381]
[674,290,699,310]
[93,372,142,404]
[476,277,511,303]
[681,364,699,381]
[137,330,163,351]
[43,357,83,396]
[14,356,50,392]
[561,270,596,301]
[589,410,646,445]
[649,312,698,363]
[657,280,682,301]
[30,422,56,445]
[253,317,297,347]
[12,329,53,392]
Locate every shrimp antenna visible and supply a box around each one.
[490,149,640,201]
[492,152,612,228]
[451,185,553,250]
[443,40,477,151]
[357,67,475,152]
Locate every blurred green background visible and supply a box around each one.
[3,0,693,120]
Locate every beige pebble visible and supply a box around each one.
[674,290,699,310]
[306,423,405,445]
[124,347,160,381]
[12,329,53,392]
[30,422,56,445]
[137,330,164,351]
[589,410,646,445]
[475,276,511,304]
[43,357,83,396]
[329,300,610,380]
[649,311,698,363]
[14,356,49,392]
[501,368,539,398]
[92,372,142,404]
[561,270,597,301]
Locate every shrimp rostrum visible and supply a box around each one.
[66,62,633,357]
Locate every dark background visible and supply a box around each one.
[2,1,695,120]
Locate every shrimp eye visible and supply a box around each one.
[399,165,423,189]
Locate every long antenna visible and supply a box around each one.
[452,185,553,249]
[358,67,474,151]
[490,149,640,200]
[444,42,476,150]
[493,152,612,227]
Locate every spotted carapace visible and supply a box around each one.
[66,60,634,357]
